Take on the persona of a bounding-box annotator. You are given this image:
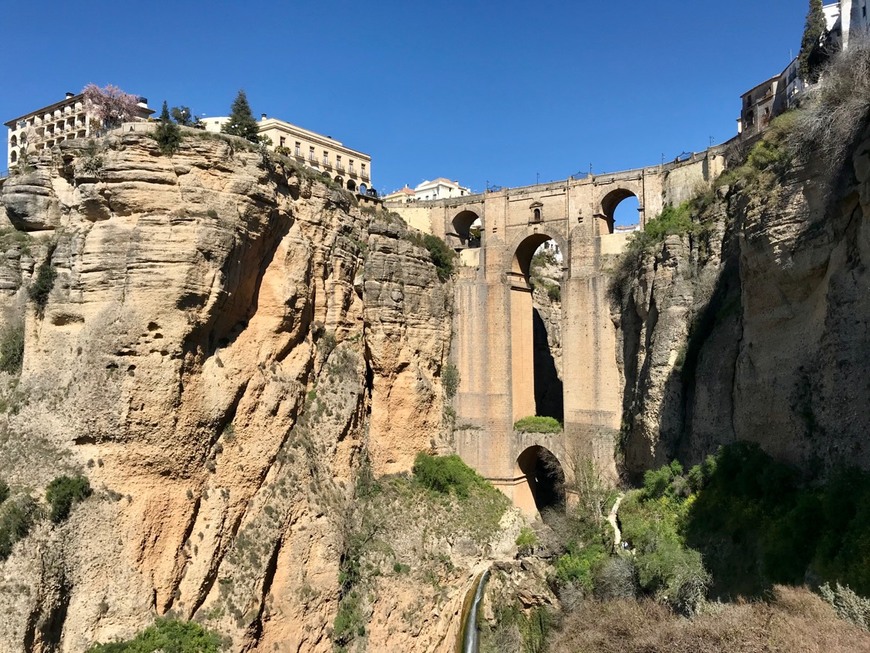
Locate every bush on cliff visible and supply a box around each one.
[85,618,222,652]
[0,321,24,374]
[412,453,483,498]
[406,230,456,281]
[29,245,57,316]
[45,474,92,523]
[0,494,39,560]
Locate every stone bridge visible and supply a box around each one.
[390,149,726,516]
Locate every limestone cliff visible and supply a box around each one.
[0,130,465,652]
[615,127,870,478]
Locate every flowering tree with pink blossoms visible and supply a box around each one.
[83,84,140,131]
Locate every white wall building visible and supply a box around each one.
[384,178,471,203]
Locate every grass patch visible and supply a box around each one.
[412,453,485,498]
[514,415,562,433]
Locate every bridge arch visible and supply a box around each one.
[599,188,640,234]
[508,230,569,279]
[516,445,566,516]
[450,210,482,249]
[507,230,567,423]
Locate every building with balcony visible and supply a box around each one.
[203,114,372,193]
[5,91,152,170]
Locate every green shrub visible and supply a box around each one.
[85,618,222,652]
[820,582,870,631]
[412,453,483,498]
[152,101,182,155]
[29,246,58,315]
[513,415,562,433]
[516,526,538,556]
[0,321,24,374]
[332,591,365,647]
[0,479,8,505]
[422,233,455,281]
[442,362,460,399]
[553,541,608,593]
[0,494,39,560]
[407,231,456,281]
[642,202,696,241]
[45,474,92,523]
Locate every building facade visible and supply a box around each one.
[384,178,471,203]
[737,0,870,138]
[5,91,152,170]
[203,115,373,193]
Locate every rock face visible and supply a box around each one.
[0,132,459,652]
[616,129,870,478]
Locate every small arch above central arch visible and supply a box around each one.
[451,210,482,248]
[599,188,640,234]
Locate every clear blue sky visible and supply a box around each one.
[2,0,807,197]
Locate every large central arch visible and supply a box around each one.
[508,231,567,422]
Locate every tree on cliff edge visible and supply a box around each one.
[153,101,181,155]
[799,0,828,83]
[221,90,260,143]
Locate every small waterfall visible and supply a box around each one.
[458,569,490,653]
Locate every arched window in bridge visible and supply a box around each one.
[530,202,543,223]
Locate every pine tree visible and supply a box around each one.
[222,90,260,143]
[799,0,827,83]
[153,101,181,155]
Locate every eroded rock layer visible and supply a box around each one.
[616,129,870,477]
[0,131,462,652]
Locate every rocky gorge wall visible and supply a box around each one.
[615,126,870,478]
[0,130,475,652]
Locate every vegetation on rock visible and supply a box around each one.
[799,0,828,83]
[0,320,24,374]
[221,89,260,143]
[153,101,181,155]
[45,474,92,523]
[85,618,223,652]
[513,416,562,433]
[0,494,39,560]
[29,243,58,316]
[407,231,456,281]
[413,452,486,498]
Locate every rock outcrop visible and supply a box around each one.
[616,127,870,478]
[0,131,463,652]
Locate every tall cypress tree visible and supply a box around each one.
[222,90,260,143]
[153,101,181,155]
[799,0,827,82]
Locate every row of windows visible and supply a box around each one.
[276,136,367,176]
